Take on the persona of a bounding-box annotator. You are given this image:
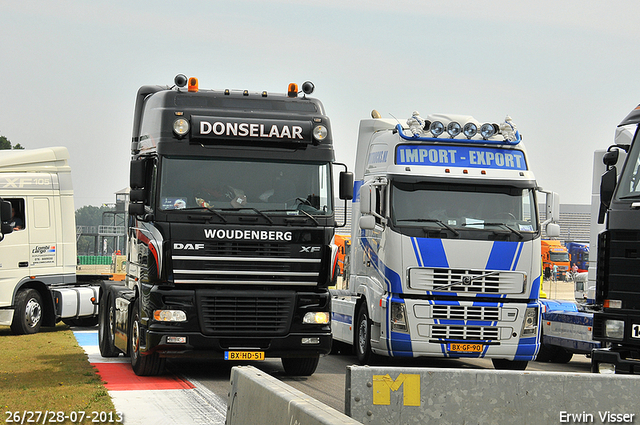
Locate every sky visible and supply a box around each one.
[2,0,640,207]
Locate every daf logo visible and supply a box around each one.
[173,243,205,250]
[300,246,321,253]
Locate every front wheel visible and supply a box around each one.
[281,356,320,376]
[11,289,43,335]
[355,303,374,365]
[492,358,528,370]
[130,301,165,376]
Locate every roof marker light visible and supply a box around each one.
[224,89,230,95]
[188,77,198,92]
[447,122,462,137]
[262,91,268,97]
[430,121,445,137]
[463,122,478,139]
[288,83,298,97]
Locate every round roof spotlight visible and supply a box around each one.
[430,121,445,137]
[174,74,188,87]
[463,122,478,139]
[173,118,190,137]
[480,123,496,139]
[313,125,328,143]
[302,81,315,95]
[447,121,462,137]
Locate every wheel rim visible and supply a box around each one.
[131,317,140,360]
[108,305,115,342]
[358,315,367,354]
[25,298,42,328]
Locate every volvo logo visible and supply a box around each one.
[462,276,472,285]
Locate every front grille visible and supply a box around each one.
[432,305,500,321]
[408,268,525,294]
[172,240,322,285]
[431,325,499,341]
[198,292,294,336]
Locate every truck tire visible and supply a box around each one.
[98,293,119,357]
[11,289,43,335]
[535,343,558,362]
[281,356,320,376]
[491,358,528,370]
[355,303,374,364]
[551,347,573,363]
[130,301,165,376]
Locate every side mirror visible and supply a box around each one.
[359,215,375,230]
[130,159,147,189]
[128,203,145,216]
[129,189,146,203]
[545,192,560,223]
[545,222,560,238]
[0,200,12,239]
[339,172,354,200]
[598,166,617,224]
[602,149,619,167]
[359,183,372,215]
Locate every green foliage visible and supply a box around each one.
[0,135,24,150]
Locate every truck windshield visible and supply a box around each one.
[616,134,640,199]
[550,252,570,262]
[391,180,538,237]
[158,157,332,215]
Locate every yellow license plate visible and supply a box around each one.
[224,351,265,361]
[448,343,483,353]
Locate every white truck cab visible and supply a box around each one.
[0,147,99,334]
[332,111,559,370]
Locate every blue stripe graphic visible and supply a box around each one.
[412,238,449,268]
[486,241,519,270]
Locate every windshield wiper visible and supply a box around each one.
[179,206,227,223]
[222,207,274,224]
[480,222,523,239]
[397,218,459,236]
[296,208,320,225]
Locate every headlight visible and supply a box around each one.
[391,302,408,333]
[303,311,330,325]
[312,125,328,142]
[604,319,625,340]
[173,118,190,137]
[480,123,496,139]
[447,122,462,137]
[153,310,187,322]
[463,122,478,139]
[520,306,538,336]
[429,121,445,137]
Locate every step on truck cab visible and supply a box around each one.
[0,147,100,334]
[331,111,559,370]
[99,75,353,376]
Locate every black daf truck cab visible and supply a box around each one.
[98,75,353,376]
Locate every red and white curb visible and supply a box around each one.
[73,330,227,425]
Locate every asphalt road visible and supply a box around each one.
[168,345,592,414]
[166,278,588,413]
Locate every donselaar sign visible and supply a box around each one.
[192,115,312,143]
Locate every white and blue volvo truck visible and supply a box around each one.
[331,111,559,370]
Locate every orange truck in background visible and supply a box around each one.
[541,239,570,281]
[334,234,350,276]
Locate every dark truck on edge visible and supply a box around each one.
[98,75,353,376]
[591,104,640,374]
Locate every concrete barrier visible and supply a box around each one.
[227,366,362,425]
[346,366,640,424]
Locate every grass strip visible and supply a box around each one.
[0,323,121,424]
